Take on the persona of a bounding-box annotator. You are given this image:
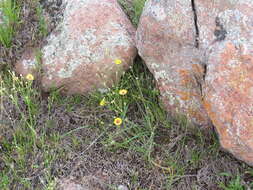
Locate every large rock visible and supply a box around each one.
[198,0,253,166]
[136,0,211,127]
[15,0,136,94]
[137,0,253,166]
[204,41,253,166]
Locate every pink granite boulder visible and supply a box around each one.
[15,0,136,94]
[137,0,253,166]
[136,0,211,127]
[204,41,253,166]
[197,0,253,166]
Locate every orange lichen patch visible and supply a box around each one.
[203,100,219,127]
[178,69,190,76]
[187,107,207,124]
[204,39,253,165]
[178,69,193,86]
[192,64,204,74]
[161,85,210,126]
[176,90,199,101]
[218,48,253,95]
[180,92,191,101]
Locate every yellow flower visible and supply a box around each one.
[114,117,122,126]
[99,97,106,106]
[26,74,34,81]
[114,59,122,65]
[119,89,128,95]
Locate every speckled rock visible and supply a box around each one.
[136,0,211,127]
[198,0,253,166]
[204,41,253,166]
[15,0,136,94]
[137,0,253,165]
[195,0,253,49]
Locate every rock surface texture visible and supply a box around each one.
[136,0,211,127]
[197,0,253,166]
[15,0,136,94]
[137,0,253,165]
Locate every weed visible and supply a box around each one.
[219,174,245,190]
[0,70,60,189]
[91,58,162,162]
[0,173,9,190]
[0,0,20,47]
[35,49,43,73]
[118,0,146,26]
[36,4,48,37]
[132,0,146,25]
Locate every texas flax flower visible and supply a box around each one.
[114,117,122,126]
[119,89,127,95]
[25,74,34,81]
[99,97,106,106]
[114,59,122,65]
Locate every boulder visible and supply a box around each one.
[136,0,211,127]
[137,0,253,165]
[198,0,253,166]
[15,0,136,94]
[204,41,253,166]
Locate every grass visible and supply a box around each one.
[118,0,146,26]
[0,0,253,189]
[0,0,20,48]
[0,70,56,189]
[1,58,253,189]
[36,4,48,37]
[92,58,163,158]
[219,175,244,190]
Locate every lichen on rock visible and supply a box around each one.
[137,0,253,166]
[15,0,137,94]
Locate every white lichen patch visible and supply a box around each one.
[228,0,253,5]
[21,58,36,70]
[97,88,109,93]
[218,10,250,41]
[150,3,166,21]
[153,70,167,80]
[150,63,160,69]
[106,22,134,47]
[42,7,98,79]
[98,24,134,62]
